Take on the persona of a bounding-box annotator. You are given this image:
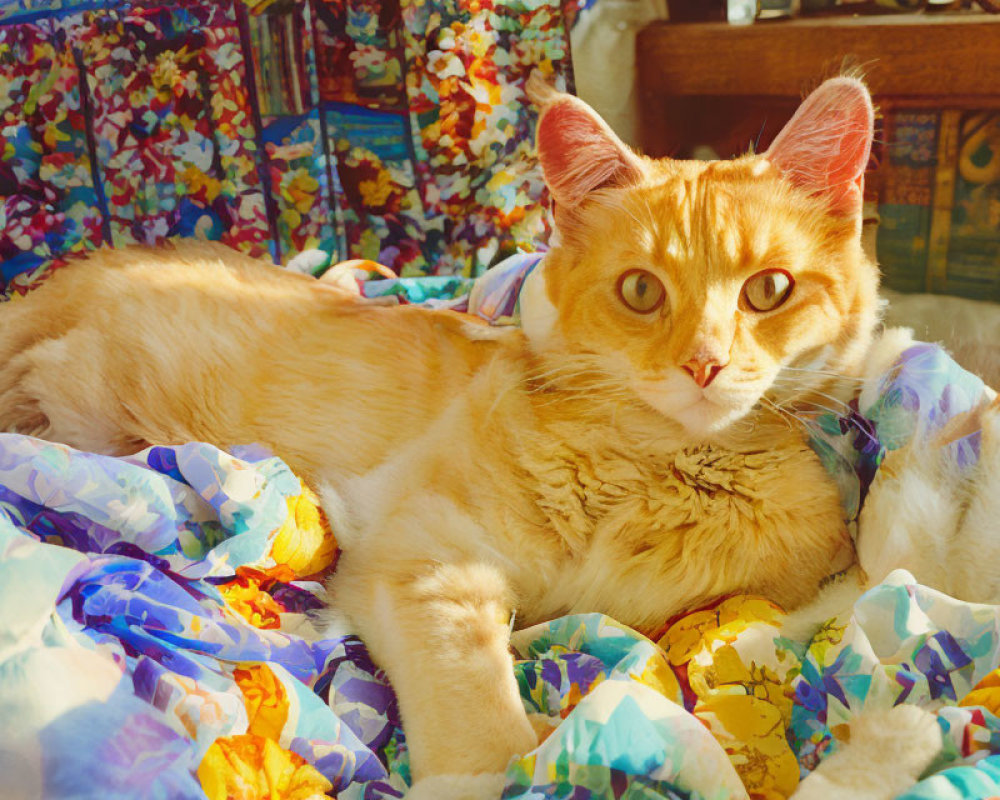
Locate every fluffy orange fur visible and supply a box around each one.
[0,78,880,789]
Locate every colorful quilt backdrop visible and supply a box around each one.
[0,0,573,298]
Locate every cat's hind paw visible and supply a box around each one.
[791,704,942,800]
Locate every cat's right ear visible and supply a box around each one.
[527,72,645,209]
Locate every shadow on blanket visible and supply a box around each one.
[3,431,1000,800]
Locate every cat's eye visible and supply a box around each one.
[616,269,666,315]
[742,269,794,312]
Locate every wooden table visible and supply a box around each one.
[636,13,1000,158]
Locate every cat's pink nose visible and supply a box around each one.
[682,359,724,388]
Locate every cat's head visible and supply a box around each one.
[522,76,880,437]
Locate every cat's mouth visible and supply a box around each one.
[633,377,756,436]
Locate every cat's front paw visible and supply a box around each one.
[405,772,507,800]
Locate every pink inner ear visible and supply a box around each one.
[537,98,643,208]
[765,78,874,216]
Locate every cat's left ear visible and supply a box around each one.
[765,77,874,217]
[527,72,645,209]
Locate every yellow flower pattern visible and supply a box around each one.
[270,482,339,577]
[234,663,289,741]
[198,735,332,800]
[660,595,801,799]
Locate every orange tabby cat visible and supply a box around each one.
[0,76,877,795]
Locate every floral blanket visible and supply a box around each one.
[3,341,1000,800]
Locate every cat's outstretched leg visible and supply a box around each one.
[332,547,537,794]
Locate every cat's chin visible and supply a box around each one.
[666,399,749,438]
[637,387,751,438]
